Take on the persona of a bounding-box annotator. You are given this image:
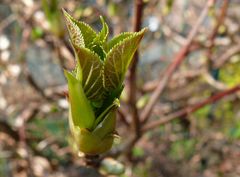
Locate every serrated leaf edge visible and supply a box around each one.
[63,9,97,47]
[103,28,147,89]
[106,31,135,52]
[73,45,105,101]
[63,9,85,47]
[106,28,147,56]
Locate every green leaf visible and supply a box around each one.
[91,44,106,61]
[104,32,133,52]
[64,70,95,130]
[90,16,109,45]
[103,28,147,91]
[95,85,123,118]
[89,16,109,60]
[74,45,105,101]
[63,9,97,48]
[93,109,117,139]
[98,16,109,43]
[75,127,114,155]
[93,99,119,128]
[63,9,85,47]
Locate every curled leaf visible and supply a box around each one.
[64,70,95,130]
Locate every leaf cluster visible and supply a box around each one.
[63,10,146,120]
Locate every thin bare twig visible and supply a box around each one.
[214,44,240,68]
[203,71,228,90]
[141,69,204,93]
[141,0,215,124]
[143,84,240,132]
[128,0,144,138]
[117,109,130,127]
[0,14,16,33]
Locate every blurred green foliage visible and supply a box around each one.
[132,146,145,158]
[31,27,44,40]
[169,139,196,161]
[219,55,240,86]
[41,0,64,37]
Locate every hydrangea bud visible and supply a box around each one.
[63,10,146,155]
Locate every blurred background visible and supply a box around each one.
[0,0,240,176]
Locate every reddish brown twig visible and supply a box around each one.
[141,0,215,124]
[128,0,144,138]
[143,84,240,132]
[117,109,130,127]
[209,0,228,52]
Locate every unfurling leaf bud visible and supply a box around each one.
[63,9,146,155]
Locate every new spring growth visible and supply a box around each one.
[63,9,146,155]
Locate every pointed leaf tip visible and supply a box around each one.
[63,10,85,47]
[63,10,97,48]
[99,16,109,41]
[92,15,109,46]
